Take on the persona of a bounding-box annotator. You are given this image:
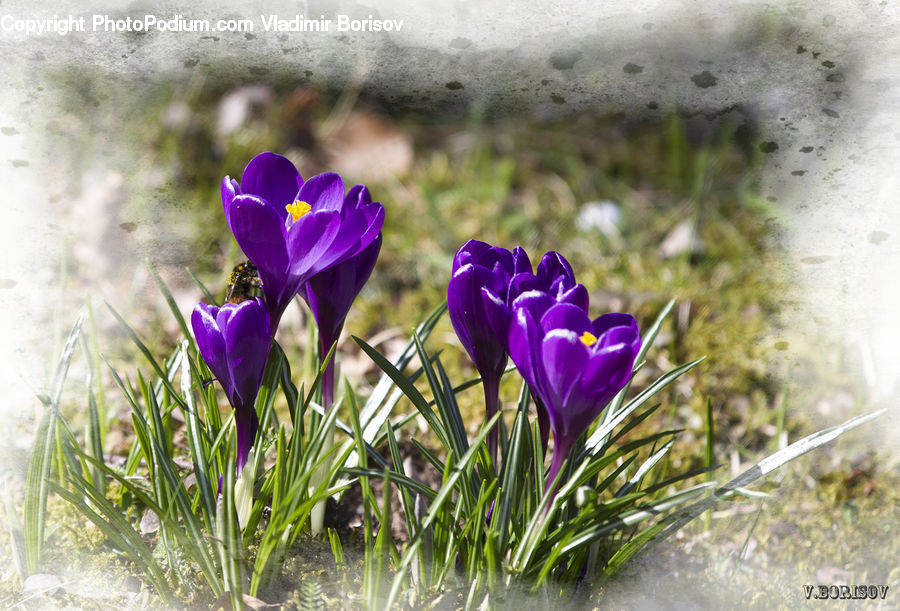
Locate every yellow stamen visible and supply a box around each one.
[580,331,598,347]
[285,199,311,222]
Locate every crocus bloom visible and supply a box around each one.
[507,295,641,498]
[447,239,530,463]
[221,152,384,330]
[298,184,383,407]
[191,297,271,474]
[505,251,589,314]
[483,250,589,453]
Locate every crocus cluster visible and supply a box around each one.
[448,239,641,498]
[192,152,384,474]
[447,241,530,462]
[221,153,384,330]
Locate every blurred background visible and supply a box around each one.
[1,0,898,606]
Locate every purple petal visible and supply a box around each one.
[284,209,342,278]
[539,303,592,336]
[344,184,373,210]
[593,313,641,354]
[537,251,577,294]
[223,298,271,408]
[541,329,589,414]
[510,290,556,321]
[512,246,532,275]
[298,172,345,212]
[447,264,508,375]
[596,326,641,354]
[240,152,302,210]
[507,306,547,401]
[580,343,637,399]
[228,195,290,280]
[221,177,240,226]
[508,273,540,305]
[453,239,492,272]
[302,233,382,342]
[480,286,512,345]
[191,303,231,392]
[354,204,385,256]
[559,284,590,312]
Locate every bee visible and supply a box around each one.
[224,261,262,304]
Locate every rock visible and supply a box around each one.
[659,220,705,259]
[216,85,274,137]
[576,200,623,238]
[23,573,62,596]
[323,111,413,182]
[140,509,159,534]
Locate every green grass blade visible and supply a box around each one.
[641,408,888,556]
[181,341,217,528]
[49,481,175,602]
[584,357,704,455]
[147,258,191,340]
[413,333,468,458]
[494,383,530,552]
[186,266,217,305]
[352,334,449,448]
[614,440,674,498]
[385,412,501,608]
[24,314,82,574]
[357,300,446,430]
[603,521,668,576]
[217,451,244,610]
[105,301,187,411]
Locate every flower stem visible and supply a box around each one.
[320,334,336,409]
[543,435,573,508]
[532,394,550,458]
[483,375,500,466]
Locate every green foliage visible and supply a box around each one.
[345,301,885,607]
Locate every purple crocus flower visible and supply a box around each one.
[505,251,589,313]
[298,185,383,407]
[221,152,384,330]
[483,250,589,454]
[191,297,271,474]
[507,295,641,499]
[447,239,530,463]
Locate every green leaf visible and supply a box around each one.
[24,314,82,574]
[186,266,217,305]
[147,258,191,341]
[637,408,887,557]
[352,334,449,449]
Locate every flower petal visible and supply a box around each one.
[301,233,382,343]
[191,303,231,392]
[593,313,642,354]
[539,303,592,336]
[298,172,345,212]
[223,298,271,408]
[240,152,302,211]
[559,284,590,312]
[579,342,637,403]
[221,177,241,226]
[508,306,548,402]
[284,209,341,279]
[512,246,533,275]
[228,194,290,280]
[448,264,508,375]
[510,289,556,322]
[453,239,493,272]
[541,329,589,418]
[537,251,577,295]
